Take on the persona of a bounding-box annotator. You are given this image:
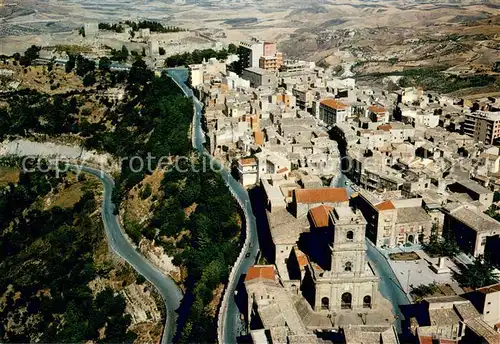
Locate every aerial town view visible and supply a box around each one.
[1,0,500,343]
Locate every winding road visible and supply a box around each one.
[166,68,411,340]
[79,166,183,344]
[0,148,184,343]
[167,68,260,343]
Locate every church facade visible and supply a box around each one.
[311,207,381,313]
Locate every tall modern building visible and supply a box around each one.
[464,111,500,144]
[239,39,282,71]
[239,39,264,69]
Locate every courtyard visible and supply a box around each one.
[383,245,464,300]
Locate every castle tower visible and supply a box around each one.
[312,207,380,313]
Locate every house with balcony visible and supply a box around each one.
[237,157,259,187]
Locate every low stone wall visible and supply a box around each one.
[0,139,119,172]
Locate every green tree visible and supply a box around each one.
[98,57,112,72]
[227,43,238,54]
[454,256,499,289]
[20,45,41,66]
[121,45,129,58]
[66,54,76,73]
[75,55,95,77]
[494,61,500,73]
[422,223,460,258]
[83,73,96,86]
[127,58,153,85]
[485,206,500,222]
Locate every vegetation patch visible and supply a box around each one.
[360,66,499,94]
[410,283,456,302]
[0,164,143,343]
[165,44,238,67]
[0,45,243,343]
[454,256,499,290]
[0,166,20,186]
[422,225,460,258]
[389,251,420,261]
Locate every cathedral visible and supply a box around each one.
[307,206,391,325]
[244,186,397,343]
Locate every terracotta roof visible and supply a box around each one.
[238,157,257,166]
[309,205,333,228]
[245,265,276,282]
[295,188,349,204]
[320,99,347,110]
[377,124,392,131]
[294,247,309,267]
[369,105,386,113]
[418,336,457,344]
[440,339,458,344]
[419,336,457,344]
[314,264,324,272]
[254,130,264,145]
[376,200,396,211]
[477,283,500,294]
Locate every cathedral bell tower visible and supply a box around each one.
[312,207,380,313]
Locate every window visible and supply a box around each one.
[345,262,352,272]
[321,297,329,310]
[341,293,352,309]
[347,231,354,241]
[363,295,372,309]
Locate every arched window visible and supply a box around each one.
[341,293,352,309]
[344,261,352,272]
[321,297,329,310]
[347,231,354,241]
[408,235,414,244]
[363,295,372,309]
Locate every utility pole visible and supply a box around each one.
[407,269,411,293]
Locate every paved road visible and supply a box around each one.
[167,68,260,343]
[168,68,409,337]
[79,166,183,344]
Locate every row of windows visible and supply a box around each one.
[321,294,372,310]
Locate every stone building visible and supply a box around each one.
[237,157,258,187]
[241,67,277,88]
[84,23,99,37]
[443,202,500,258]
[465,283,500,330]
[354,190,433,247]
[310,207,381,313]
[247,187,397,342]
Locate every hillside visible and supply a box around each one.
[0,162,162,343]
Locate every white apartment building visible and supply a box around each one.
[237,157,258,186]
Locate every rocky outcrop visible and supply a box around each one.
[139,239,181,282]
[122,284,162,325]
